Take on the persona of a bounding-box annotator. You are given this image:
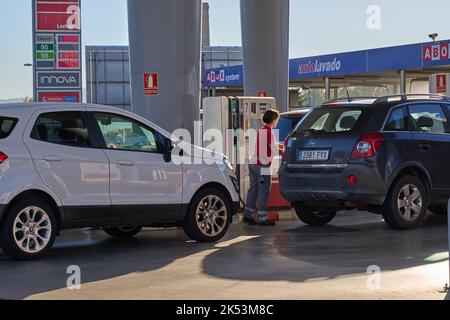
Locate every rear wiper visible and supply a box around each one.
[299,129,326,135]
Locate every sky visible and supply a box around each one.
[1,0,450,99]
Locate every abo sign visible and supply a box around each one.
[33,0,82,103]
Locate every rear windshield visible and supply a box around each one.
[294,107,366,135]
[0,117,18,139]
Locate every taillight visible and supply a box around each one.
[351,133,383,159]
[0,152,8,164]
[348,175,358,185]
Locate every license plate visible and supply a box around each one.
[297,150,330,161]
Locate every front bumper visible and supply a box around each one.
[279,163,387,206]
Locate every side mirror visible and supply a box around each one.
[163,139,175,163]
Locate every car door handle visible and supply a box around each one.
[44,156,62,162]
[117,160,135,166]
[418,143,431,151]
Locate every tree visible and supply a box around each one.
[22,96,34,103]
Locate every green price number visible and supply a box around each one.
[36,52,54,60]
[36,43,54,51]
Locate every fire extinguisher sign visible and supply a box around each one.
[144,73,159,96]
[436,74,447,93]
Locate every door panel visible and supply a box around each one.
[408,104,450,191]
[24,111,111,221]
[93,112,183,221]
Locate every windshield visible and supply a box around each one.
[294,107,367,135]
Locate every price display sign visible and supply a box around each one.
[33,0,82,102]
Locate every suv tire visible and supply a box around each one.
[0,198,57,260]
[293,202,337,225]
[183,188,232,243]
[103,226,143,238]
[383,175,428,230]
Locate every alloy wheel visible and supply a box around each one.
[397,184,423,222]
[195,195,228,237]
[13,206,52,254]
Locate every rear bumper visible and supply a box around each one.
[279,163,387,206]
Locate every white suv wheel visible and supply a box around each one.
[13,206,52,254]
[195,195,228,237]
[0,198,57,260]
[183,188,232,243]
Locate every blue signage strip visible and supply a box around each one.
[204,65,244,87]
[204,40,450,87]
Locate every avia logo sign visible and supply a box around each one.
[37,72,81,89]
[206,70,241,84]
[423,43,450,62]
[206,70,225,83]
[298,58,342,75]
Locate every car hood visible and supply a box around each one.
[177,141,226,162]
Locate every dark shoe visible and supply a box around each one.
[257,220,276,226]
[242,216,257,225]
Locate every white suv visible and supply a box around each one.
[0,103,239,260]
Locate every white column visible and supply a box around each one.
[240,0,290,112]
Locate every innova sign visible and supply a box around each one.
[36,71,81,89]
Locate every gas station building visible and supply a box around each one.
[204,39,450,106]
[86,39,450,111]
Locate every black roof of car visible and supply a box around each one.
[321,94,450,109]
[281,109,311,117]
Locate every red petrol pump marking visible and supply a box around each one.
[257,91,268,97]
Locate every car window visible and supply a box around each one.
[94,113,159,153]
[310,114,329,130]
[295,107,366,134]
[384,106,409,131]
[409,104,448,134]
[0,117,18,139]
[335,110,362,132]
[32,112,91,147]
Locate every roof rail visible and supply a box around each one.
[374,94,450,104]
[323,97,378,104]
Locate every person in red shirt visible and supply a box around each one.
[244,109,283,226]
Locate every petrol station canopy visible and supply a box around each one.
[204,39,450,89]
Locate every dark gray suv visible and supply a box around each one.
[279,94,450,230]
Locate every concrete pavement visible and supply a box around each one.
[0,210,448,300]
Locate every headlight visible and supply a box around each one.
[223,157,234,171]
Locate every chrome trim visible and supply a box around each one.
[374,94,450,104]
[287,164,348,169]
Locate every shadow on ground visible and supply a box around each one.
[0,211,448,299]
[201,212,449,283]
[0,228,213,299]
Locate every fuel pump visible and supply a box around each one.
[202,96,276,205]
